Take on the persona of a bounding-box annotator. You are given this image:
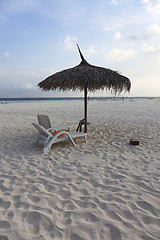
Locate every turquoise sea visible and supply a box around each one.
[0,97,157,104]
[0,97,84,103]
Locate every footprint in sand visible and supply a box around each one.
[28,194,41,203]
[66,225,94,240]
[0,221,10,229]
[14,201,29,209]
[0,198,11,209]
[136,200,158,216]
[70,232,87,240]
[56,217,72,230]
[7,211,14,219]
[119,209,136,221]
[80,211,99,222]
[0,235,9,240]
[141,214,160,231]
[58,189,72,200]
[24,211,54,235]
[99,223,122,240]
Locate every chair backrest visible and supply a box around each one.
[32,122,53,137]
[37,115,51,129]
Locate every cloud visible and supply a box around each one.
[142,24,160,39]
[142,43,155,52]
[105,48,135,61]
[0,0,40,25]
[64,36,78,50]
[114,32,121,39]
[0,67,56,89]
[111,0,117,5]
[142,43,160,53]
[141,0,160,14]
[4,51,15,58]
[84,45,97,57]
[104,24,125,32]
[147,24,160,35]
[130,24,160,41]
[4,51,11,57]
[23,83,35,89]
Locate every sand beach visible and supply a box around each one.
[0,98,160,240]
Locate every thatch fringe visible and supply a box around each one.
[38,65,131,94]
[38,45,131,95]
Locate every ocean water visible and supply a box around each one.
[0,97,83,103]
[0,97,157,103]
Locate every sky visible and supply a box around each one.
[0,0,160,98]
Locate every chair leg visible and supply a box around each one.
[43,140,54,153]
[43,146,50,154]
[65,132,76,146]
[32,132,41,145]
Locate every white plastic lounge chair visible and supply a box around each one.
[37,115,69,132]
[37,114,51,129]
[32,122,87,154]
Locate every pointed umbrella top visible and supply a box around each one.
[76,44,90,66]
[38,45,131,94]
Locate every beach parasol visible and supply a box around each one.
[38,45,131,133]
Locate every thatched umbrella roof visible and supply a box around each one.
[38,45,131,132]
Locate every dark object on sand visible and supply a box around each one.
[130,138,139,145]
[76,118,90,132]
[38,44,131,133]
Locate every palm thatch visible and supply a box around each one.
[38,45,131,94]
[38,45,131,132]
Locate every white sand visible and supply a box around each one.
[0,98,160,240]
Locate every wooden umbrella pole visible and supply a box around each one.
[84,86,87,133]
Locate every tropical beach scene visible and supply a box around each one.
[0,1,160,240]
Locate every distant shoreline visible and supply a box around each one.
[0,96,159,103]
